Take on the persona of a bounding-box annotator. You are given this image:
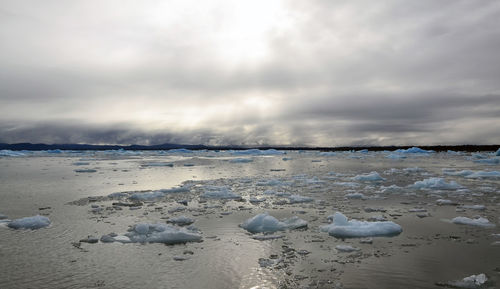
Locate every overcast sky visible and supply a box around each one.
[1,0,499,146]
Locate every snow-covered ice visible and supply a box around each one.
[321,212,402,238]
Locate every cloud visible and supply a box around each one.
[0,0,499,145]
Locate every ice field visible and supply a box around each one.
[0,148,499,288]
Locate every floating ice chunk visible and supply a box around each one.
[111,223,202,244]
[263,190,277,195]
[167,148,193,154]
[403,167,424,173]
[386,153,406,159]
[436,199,458,206]
[74,169,97,173]
[345,192,365,199]
[320,212,402,238]
[443,169,474,177]
[438,273,487,288]
[459,205,486,211]
[282,157,292,161]
[142,162,174,167]
[395,147,434,154]
[167,216,195,226]
[231,149,284,155]
[7,215,51,229]
[72,162,90,166]
[0,150,26,157]
[249,197,266,203]
[159,185,191,194]
[465,171,500,179]
[379,185,404,194]
[201,186,241,200]
[251,234,284,240]
[451,216,495,228]
[229,158,253,163]
[108,192,128,198]
[334,182,360,187]
[240,213,307,233]
[410,178,463,190]
[129,191,165,201]
[256,179,285,186]
[318,151,337,156]
[288,194,314,204]
[496,148,500,156]
[335,245,360,252]
[474,158,499,165]
[0,214,8,220]
[353,171,384,182]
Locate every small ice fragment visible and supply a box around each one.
[436,199,458,206]
[134,223,150,234]
[353,171,385,182]
[410,178,463,190]
[359,238,373,244]
[437,273,487,288]
[167,216,195,226]
[229,158,253,163]
[74,169,97,173]
[451,216,495,228]
[321,212,402,238]
[7,215,51,230]
[240,213,307,233]
[201,186,241,200]
[288,194,314,204]
[345,192,365,199]
[335,245,360,252]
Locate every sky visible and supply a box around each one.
[1,0,499,146]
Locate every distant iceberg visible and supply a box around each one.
[394,147,434,154]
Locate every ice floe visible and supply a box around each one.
[437,273,487,288]
[240,213,307,233]
[410,178,463,190]
[335,245,360,252]
[451,216,495,228]
[287,194,314,204]
[229,158,253,163]
[345,192,366,199]
[321,212,402,238]
[201,186,241,200]
[7,215,51,229]
[352,171,384,182]
[167,216,195,226]
[0,150,27,157]
[104,223,202,244]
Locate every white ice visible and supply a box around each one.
[240,213,307,233]
[7,215,51,229]
[444,273,487,288]
[451,216,495,228]
[320,212,402,238]
[410,178,463,190]
[109,223,202,244]
[201,186,241,200]
[287,194,314,204]
[352,171,384,182]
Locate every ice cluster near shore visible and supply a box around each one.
[321,212,402,238]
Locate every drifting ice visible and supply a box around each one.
[321,212,402,238]
[411,178,462,190]
[105,223,202,244]
[240,213,307,233]
[7,215,51,229]
[451,216,495,228]
[353,171,385,182]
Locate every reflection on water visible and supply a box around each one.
[0,151,499,288]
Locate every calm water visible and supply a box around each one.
[0,150,499,288]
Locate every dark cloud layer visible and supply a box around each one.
[0,1,499,146]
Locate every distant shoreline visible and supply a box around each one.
[0,143,498,152]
